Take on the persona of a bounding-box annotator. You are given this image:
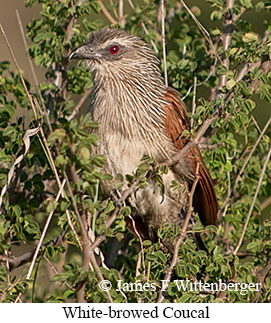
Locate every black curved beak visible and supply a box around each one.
[69,44,101,60]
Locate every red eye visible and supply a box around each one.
[109,46,119,54]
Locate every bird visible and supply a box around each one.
[69,27,218,244]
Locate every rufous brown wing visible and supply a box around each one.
[163,87,218,226]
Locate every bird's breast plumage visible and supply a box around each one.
[88,80,194,239]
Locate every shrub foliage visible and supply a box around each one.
[0,0,270,302]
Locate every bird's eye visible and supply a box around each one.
[109,46,119,54]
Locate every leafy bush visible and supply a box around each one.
[0,0,270,302]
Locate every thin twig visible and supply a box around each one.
[161,0,168,86]
[90,179,140,251]
[141,22,159,55]
[179,0,221,63]
[14,179,66,303]
[26,179,66,280]
[97,0,117,24]
[233,145,271,255]
[253,259,271,302]
[64,173,113,303]
[217,0,235,94]
[233,116,271,194]
[128,214,146,280]
[127,0,135,9]
[190,76,197,128]
[157,163,200,302]
[16,10,52,133]
[118,0,125,24]
[67,88,92,121]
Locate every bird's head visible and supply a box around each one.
[69,27,162,81]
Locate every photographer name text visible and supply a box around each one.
[114,279,261,295]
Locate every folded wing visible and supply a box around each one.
[163,87,217,225]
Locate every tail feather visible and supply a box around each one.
[192,147,217,225]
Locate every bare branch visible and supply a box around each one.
[190,76,197,128]
[26,179,66,280]
[179,0,221,63]
[67,88,92,121]
[233,117,271,194]
[166,113,218,167]
[141,22,159,55]
[16,10,52,132]
[253,259,271,302]
[129,214,146,280]
[90,179,140,251]
[64,173,113,303]
[161,0,168,86]
[157,163,200,302]
[97,0,117,25]
[217,0,235,93]
[118,0,125,24]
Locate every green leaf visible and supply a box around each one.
[0,60,10,69]
[13,205,22,218]
[226,79,236,90]
[246,240,260,252]
[33,32,54,43]
[242,32,259,43]
[47,128,66,144]
[63,290,75,299]
[146,254,156,261]
[178,294,191,303]
[239,0,253,9]
[177,59,189,70]
[79,147,90,161]
[154,250,167,263]
[143,240,152,247]
[46,200,58,213]
[119,206,131,217]
[224,160,232,172]
[211,28,221,36]
[92,155,106,167]
[3,126,16,137]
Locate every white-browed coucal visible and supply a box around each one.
[69,27,218,242]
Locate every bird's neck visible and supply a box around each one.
[89,67,173,159]
[90,67,167,133]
